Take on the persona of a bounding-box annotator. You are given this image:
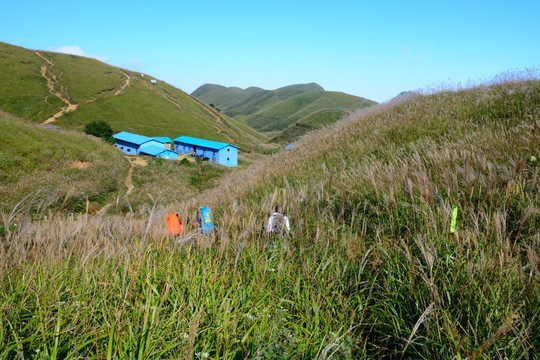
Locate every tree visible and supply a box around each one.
[84,121,113,142]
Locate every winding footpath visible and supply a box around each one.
[35,51,79,124]
[35,51,131,124]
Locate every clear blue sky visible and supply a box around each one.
[1,0,539,102]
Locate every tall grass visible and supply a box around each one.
[1,72,539,358]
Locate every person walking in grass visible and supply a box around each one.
[266,205,290,253]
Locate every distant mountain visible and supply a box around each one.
[0,42,267,152]
[191,83,377,137]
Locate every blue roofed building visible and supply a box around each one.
[151,137,173,149]
[139,146,178,160]
[173,136,238,167]
[112,131,178,159]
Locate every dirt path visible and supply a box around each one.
[114,71,131,96]
[124,156,148,196]
[96,156,147,215]
[36,52,131,125]
[36,51,80,124]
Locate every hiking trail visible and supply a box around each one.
[36,52,131,124]
[114,71,131,95]
[124,156,148,196]
[36,51,79,125]
[96,156,147,215]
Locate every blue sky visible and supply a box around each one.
[1,0,539,102]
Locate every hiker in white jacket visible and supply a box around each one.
[266,205,290,235]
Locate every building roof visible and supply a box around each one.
[152,137,172,143]
[113,131,165,145]
[139,146,177,156]
[173,136,237,150]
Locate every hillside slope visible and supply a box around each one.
[1,75,538,358]
[192,83,377,135]
[0,110,129,212]
[0,42,267,152]
[0,110,237,213]
[186,75,540,357]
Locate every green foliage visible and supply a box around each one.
[84,120,113,141]
[188,162,226,191]
[180,158,191,166]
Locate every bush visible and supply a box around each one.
[180,158,191,166]
[84,121,113,141]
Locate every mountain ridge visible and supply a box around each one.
[191,82,376,137]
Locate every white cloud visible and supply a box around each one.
[52,45,108,62]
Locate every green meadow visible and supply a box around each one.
[1,73,538,358]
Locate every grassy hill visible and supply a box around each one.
[0,42,268,152]
[2,71,539,358]
[0,110,129,212]
[192,82,377,136]
[271,107,347,144]
[185,74,539,358]
[0,110,241,213]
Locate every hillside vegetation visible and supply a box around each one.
[1,74,539,359]
[0,111,244,214]
[192,83,377,137]
[0,110,129,212]
[0,42,267,152]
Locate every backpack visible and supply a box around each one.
[271,213,287,236]
[166,213,182,236]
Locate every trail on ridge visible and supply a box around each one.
[36,52,131,124]
[36,51,79,125]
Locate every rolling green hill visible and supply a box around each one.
[191,82,377,136]
[0,42,268,152]
[0,110,129,212]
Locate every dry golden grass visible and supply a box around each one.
[1,72,538,358]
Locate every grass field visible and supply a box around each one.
[271,108,346,144]
[0,110,129,213]
[1,72,539,359]
[0,42,268,153]
[0,42,65,121]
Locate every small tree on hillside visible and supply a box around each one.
[84,121,114,143]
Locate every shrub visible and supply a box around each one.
[84,120,113,141]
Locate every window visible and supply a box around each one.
[120,146,124,150]
[227,148,230,152]
[227,158,230,161]
[127,148,131,152]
